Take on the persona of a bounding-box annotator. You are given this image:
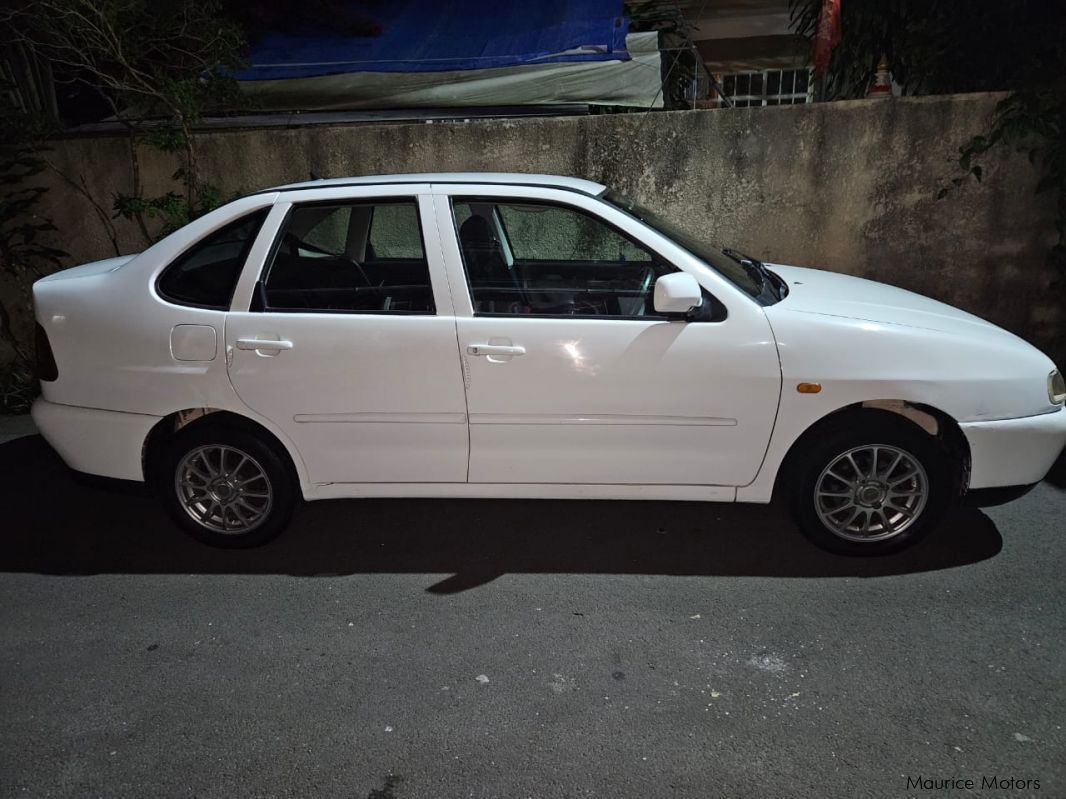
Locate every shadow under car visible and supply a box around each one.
[0,435,1004,592]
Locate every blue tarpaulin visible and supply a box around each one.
[235,0,630,81]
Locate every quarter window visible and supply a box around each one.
[260,200,434,314]
[157,209,268,309]
[452,199,676,317]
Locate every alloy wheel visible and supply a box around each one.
[814,444,929,543]
[174,444,274,534]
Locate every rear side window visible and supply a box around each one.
[157,209,269,309]
[368,203,425,259]
[259,200,434,314]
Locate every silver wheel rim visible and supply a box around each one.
[175,445,273,534]
[814,444,928,543]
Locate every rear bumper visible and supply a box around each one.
[961,408,1066,489]
[31,398,159,482]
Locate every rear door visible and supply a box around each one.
[226,187,469,486]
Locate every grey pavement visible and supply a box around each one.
[0,427,1063,798]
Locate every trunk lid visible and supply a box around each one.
[36,255,137,283]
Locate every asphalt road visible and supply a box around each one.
[1,429,1064,798]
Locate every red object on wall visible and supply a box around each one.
[812,0,842,79]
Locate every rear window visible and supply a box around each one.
[157,209,269,309]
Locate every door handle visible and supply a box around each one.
[467,344,526,357]
[236,337,294,351]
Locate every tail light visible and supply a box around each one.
[35,322,58,382]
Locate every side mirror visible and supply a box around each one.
[653,272,703,317]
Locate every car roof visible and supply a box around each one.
[262,172,608,196]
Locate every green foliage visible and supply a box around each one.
[0,0,250,411]
[196,183,224,215]
[788,0,1066,99]
[113,181,227,238]
[789,0,1066,283]
[143,126,188,155]
[4,0,247,121]
[113,121,232,239]
[0,0,247,407]
[113,191,186,233]
[963,91,1066,282]
[0,361,36,414]
[4,0,249,242]
[0,110,65,411]
[0,113,64,276]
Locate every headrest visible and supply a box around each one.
[459,215,497,247]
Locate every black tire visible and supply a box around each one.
[788,412,953,556]
[151,421,297,548]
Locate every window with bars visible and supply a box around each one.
[710,68,812,108]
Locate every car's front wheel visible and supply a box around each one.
[153,422,297,548]
[790,414,952,555]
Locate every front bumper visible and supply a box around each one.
[960,407,1066,489]
[31,398,160,482]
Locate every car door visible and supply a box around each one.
[433,186,781,487]
[226,187,469,486]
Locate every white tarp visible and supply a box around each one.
[238,32,662,110]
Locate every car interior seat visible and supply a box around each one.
[458,215,520,300]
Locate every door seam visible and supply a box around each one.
[429,191,473,482]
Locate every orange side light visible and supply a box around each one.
[797,382,822,394]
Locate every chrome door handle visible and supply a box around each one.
[236,337,294,351]
[467,344,526,356]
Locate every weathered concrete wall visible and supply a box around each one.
[5,92,1063,367]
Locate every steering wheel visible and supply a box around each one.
[283,232,376,290]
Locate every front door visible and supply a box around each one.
[227,192,469,485]
[441,193,781,487]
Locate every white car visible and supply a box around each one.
[31,173,1066,554]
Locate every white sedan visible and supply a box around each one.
[31,173,1066,554]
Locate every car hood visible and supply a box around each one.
[761,264,1059,422]
[37,255,138,283]
[766,263,1019,340]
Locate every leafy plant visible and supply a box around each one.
[0,110,66,412]
[788,0,1066,98]
[2,0,248,242]
[0,361,37,414]
[944,85,1066,287]
[788,0,1066,287]
[0,0,247,409]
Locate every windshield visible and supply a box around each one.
[601,190,772,303]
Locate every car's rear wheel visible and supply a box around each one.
[790,414,952,555]
[153,422,297,548]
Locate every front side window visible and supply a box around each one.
[602,190,774,303]
[260,200,434,314]
[157,208,269,309]
[452,198,676,318]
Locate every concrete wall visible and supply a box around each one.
[5,92,1063,367]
